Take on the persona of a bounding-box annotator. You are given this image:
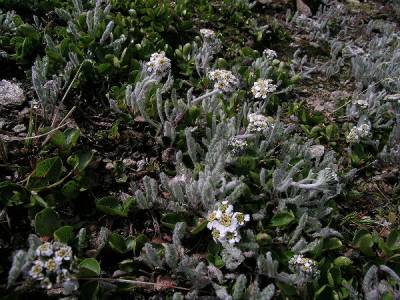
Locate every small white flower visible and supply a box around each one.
[146,51,171,77]
[347,123,371,143]
[44,258,61,273]
[200,29,215,39]
[233,212,250,226]
[31,99,40,110]
[225,231,241,244]
[219,201,234,215]
[54,246,72,263]
[199,28,221,54]
[208,69,239,93]
[36,242,53,257]
[40,277,53,289]
[357,123,371,138]
[263,49,277,61]
[211,229,221,241]
[228,137,248,155]
[251,79,277,99]
[346,126,360,143]
[247,113,271,133]
[355,99,368,108]
[29,260,44,280]
[289,254,319,280]
[207,201,249,246]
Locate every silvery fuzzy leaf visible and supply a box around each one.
[7,250,27,287]
[232,274,247,300]
[213,283,233,300]
[208,264,224,283]
[221,246,245,270]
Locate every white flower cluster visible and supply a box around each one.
[346,123,371,143]
[247,113,272,133]
[200,28,221,52]
[145,51,171,77]
[207,201,250,245]
[208,69,239,93]
[200,28,216,40]
[289,254,320,280]
[355,99,368,108]
[228,137,248,155]
[263,48,277,61]
[251,79,277,99]
[28,242,78,293]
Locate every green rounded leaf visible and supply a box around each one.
[333,256,353,267]
[28,157,64,189]
[126,234,148,255]
[271,211,295,227]
[35,208,61,237]
[95,196,132,217]
[190,218,207,235]
[387,230,400,250]
[79,258,101,277]
[356,233,375,256]
[109,233,128,254]
[0,181,29,206]
[32,157,63,179]
[54,225,74,244]
[324,237,343,251]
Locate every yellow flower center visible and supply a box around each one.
[208,211,217,222]
[212,230,220,239]
[220,214,232,227]
[46,259,57,271]
[236,213,244,223]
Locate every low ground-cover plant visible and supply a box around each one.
[0,0,399,299]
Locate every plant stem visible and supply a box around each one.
[192,89,220,104]
[8,122,71,142]
[41,106,77,146]
[79,277,190,291]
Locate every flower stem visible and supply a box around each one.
[192,89,221,104]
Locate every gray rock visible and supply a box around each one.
[12,124,26,133]
[0,80,25,107]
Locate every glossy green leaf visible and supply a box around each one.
[0,181,29,206]
[127,234,148,255]
[79,258,101,277]
[54,225,74,244]
[109,233,128,254]
[356,233,375,256]
[190,218,208,235]
[324,237,343,251]
[35,208,61,237]
[387,230,400,250]
[32,157,63,179]
[333,256,353,267]
[95,196,132,217]
[271,211,295,227]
